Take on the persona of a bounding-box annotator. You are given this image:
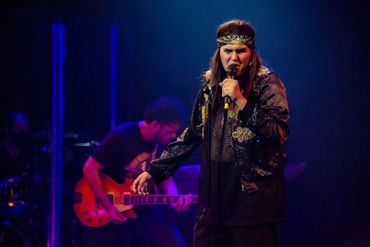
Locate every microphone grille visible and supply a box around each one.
[227,64,237,77]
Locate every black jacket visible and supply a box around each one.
[149,66,289,226]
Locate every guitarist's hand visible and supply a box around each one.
[108,205,127,224]
[132,171,152,195]
[171,194,192,212]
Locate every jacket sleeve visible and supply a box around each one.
[148,90,204,184]
[237,73,289,145]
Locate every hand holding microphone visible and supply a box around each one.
[220,64,240,110]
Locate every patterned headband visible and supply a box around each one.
[216,34,254,48]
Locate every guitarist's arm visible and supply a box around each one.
[83,156,127,224]
[159,177,192,212]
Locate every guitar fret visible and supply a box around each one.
[122,194,199,205]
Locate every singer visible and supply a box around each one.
[134,19,289,247]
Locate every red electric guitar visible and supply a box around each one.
[73,174,198,227]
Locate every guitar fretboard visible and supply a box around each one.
[123,194,198,205]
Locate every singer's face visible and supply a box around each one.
[220,44,251,77]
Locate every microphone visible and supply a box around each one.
[224,64,237,110]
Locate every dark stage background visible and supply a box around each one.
[1,0,369,246]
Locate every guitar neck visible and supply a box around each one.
[124,194,198,205]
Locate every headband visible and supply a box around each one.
[216,34,254,48]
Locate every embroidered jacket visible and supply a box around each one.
[148,67,289,194]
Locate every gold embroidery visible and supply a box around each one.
[200,94,209,138]
[257,66,270,77]
[227,102,240,120]
[232,126,255,143]
[177,128,189,142]
[254,167,273,177]
[240,180,259,193]
[203,70,212,81]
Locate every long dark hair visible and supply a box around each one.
[206,19,262,113]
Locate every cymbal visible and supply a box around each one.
[70,140,100,147]
[28,129,81,140]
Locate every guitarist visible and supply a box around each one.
[81,97,193,247]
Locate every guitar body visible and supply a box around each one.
[74,174,198,228]
[74,174,137,227]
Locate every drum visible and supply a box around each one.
[0,223,26,247]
